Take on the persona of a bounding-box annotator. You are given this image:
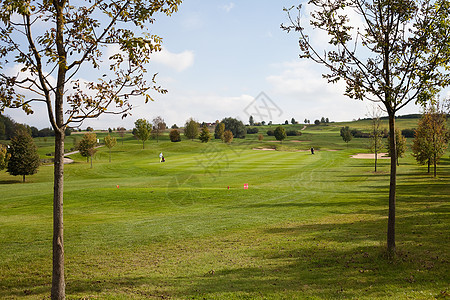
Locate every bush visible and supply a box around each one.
[286,130,301,136]
[247,127,259,134]
[169,129,181,142]
[267,130,274,136]
[350,129,370,138]
[401,128,415,138]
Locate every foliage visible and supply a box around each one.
[401,129,416,138]
[0,144,10,170]
[214,123,225,140]
[223,130,233,144]
[134,119,152,149]
[291,118,296,124]
[152,116,166,143]
[274,126,287,143]
[184,118,199,140]
[6,130,40,182]
[340,126,353,146]
[286,130,301,137]
[77,133,97,166]
[412,104,449,177]
[104,134,117,163]
[247,127,259,134]
[267,130,274,136]
[171,124,179,129]
[199,125,211,143]
[386,129,407,166]
[249,115,254,126]
[314,120,320,125]
[258,134,264,141]
[221,117,246,138]
[169,129,181,142]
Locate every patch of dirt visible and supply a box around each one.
[351,153,389,159]
[63,157,74,164]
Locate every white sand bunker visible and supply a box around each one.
[351,153,389,159]
[253,148,276,151]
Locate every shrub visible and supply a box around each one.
[267,130,274,136]
[223,130,233,144]
[401,128,415,138]
[169,129,181,142]
[286,130,301,136]
[247,127,259,134]
[258,134,264,141]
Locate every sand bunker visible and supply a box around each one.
[253,148,276,151]
[351,153,389,159]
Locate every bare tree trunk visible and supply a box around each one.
[52,129,65,299]
[387,114,397,255]
[23,175,25,183]
[90,156,93,168]
[109,148,111,163]
[427,159,430,173]
[434,153,437,177]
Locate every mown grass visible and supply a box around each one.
[0,122,449,299]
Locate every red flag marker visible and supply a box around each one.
[116,185,119,188]
[244,183,248,189]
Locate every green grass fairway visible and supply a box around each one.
[0,126,449,299]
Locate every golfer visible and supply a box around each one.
[159,152,163,162]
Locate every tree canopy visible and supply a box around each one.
[184,118,199,140]
[221,117,246,139]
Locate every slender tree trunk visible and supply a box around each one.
[427,159,430,173]
[90,156,93,168]
[23,174,25,183]
[387,113,397,255]
[52,1,67,297]
[52,129,65,299]
[434,154,437,177]
[375,149,378,172]
[109,148,111,163]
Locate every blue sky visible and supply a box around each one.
[4,1,448,130]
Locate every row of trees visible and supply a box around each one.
[341,103,448,175]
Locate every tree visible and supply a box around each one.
[291,118,296,124]
[77,133,97,168]
[0,144,10,170]
[284,120,289,125]
[169,129,181,142]
[340,126,352,147]
[152,116,166,143]
[104,134,117,163]
[221,117,246,138]
[325,118,329,123]
[214,122,225,140]
[368,106,384,172]
[304,118,308,124]
[117,127,126,145]
[249,115,254,126]
[7,130,40,182]
[320,117,326,123]
[258,134,264,141]
[412,104,449,177]
[274,126,287,143]
[0,1,181,297]
[223,130,233,144]
[134,119,152,149]
[199,125,211,143]
[283,0,450,254]
[314,120,320,125]
[184,118,199,140]
[386,129,407,167]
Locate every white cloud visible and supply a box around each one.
[220,3,235,13]
[151,48,195,72]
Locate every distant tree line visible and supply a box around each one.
[0,115,72,140]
